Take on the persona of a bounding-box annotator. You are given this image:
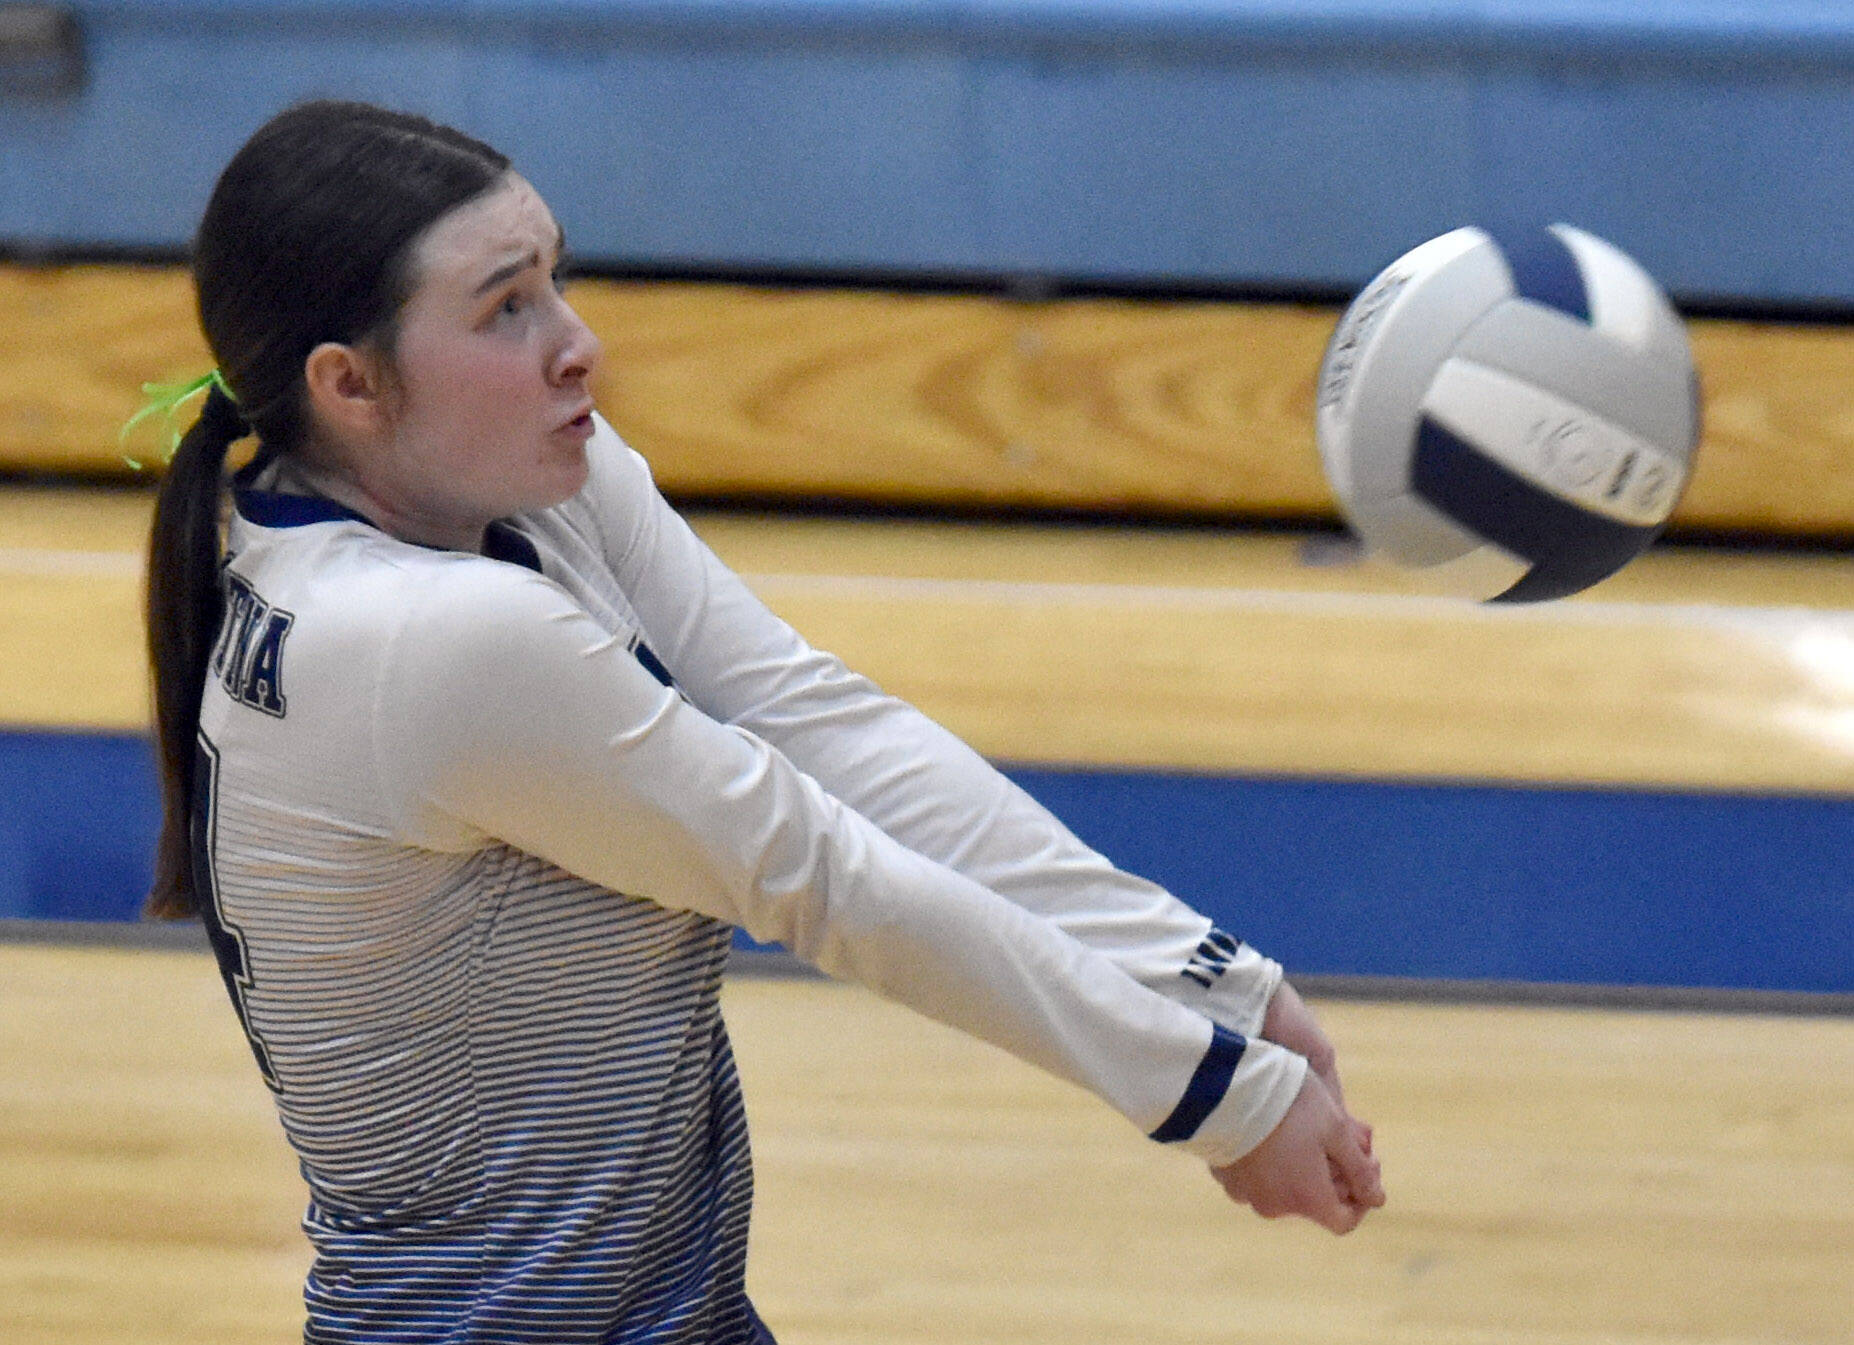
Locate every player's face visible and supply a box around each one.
[378,174,600,537]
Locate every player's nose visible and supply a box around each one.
[552,302,603,385]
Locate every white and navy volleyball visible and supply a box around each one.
[1316,224,1701,603]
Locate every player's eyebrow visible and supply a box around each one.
[472,223,568,296]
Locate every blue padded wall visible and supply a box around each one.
[0,729,160,923]
[4,1,1854,304]
[1005,766,1854,997]
[5,728,1849,995]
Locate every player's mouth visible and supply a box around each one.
[555,404,595,439]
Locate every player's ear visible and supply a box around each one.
[303,341,391,447]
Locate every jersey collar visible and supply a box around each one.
[233,486,371,531]
[232,484,544,574]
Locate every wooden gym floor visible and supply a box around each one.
[4,485,1853,792]
[3,941,1850,1345]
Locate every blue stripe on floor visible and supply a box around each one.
[5,728,1848,994]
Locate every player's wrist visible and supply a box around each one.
[1176,1037,1309,1169]
[1188,944,1284,1039]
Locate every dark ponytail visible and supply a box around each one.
[143,101,509,917]
[145,385,248,918]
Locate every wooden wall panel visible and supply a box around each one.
[0,266,210,473]
[5,263,1853,536]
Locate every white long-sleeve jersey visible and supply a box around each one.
[194,415,1306,1343]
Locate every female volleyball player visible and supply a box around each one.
[143,100,1383,1343]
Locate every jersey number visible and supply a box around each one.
[193,732,279,1088]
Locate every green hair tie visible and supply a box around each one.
[119,369,234,470]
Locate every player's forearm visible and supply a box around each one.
[736,665,1286,1036]
[719,789,1308,1168]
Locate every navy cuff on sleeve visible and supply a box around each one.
[1149,1023,1247,1144]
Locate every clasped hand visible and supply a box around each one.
[1210,981,1387,1234]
